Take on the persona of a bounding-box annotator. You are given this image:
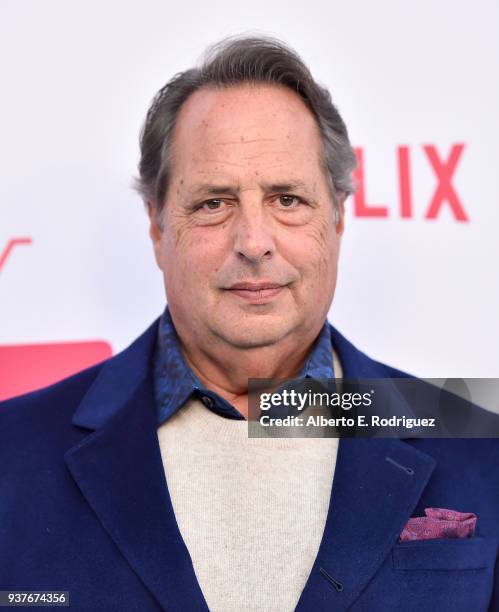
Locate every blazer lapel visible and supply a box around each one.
[64,318,209,612]
[294,325,438,611]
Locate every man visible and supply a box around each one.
[1,36,498,612]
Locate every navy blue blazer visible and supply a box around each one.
[1,317,498,611]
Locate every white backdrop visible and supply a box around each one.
[1,0,498,399]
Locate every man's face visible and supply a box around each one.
[149,83,345,350]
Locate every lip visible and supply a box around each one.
[228,281,284,291]
[224,281,287,304]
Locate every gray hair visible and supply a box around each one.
[136,34,357,226]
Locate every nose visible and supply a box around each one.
[232,205,275,265]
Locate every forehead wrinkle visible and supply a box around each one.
[240,150,292,161]
[213,137,280,146]
[190,155,248,169]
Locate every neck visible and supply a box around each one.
[178,329,321,419]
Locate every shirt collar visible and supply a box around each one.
[153,305,335,425]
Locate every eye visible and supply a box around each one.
[276,195,305,208]
[200,199,225,211]
[191,198,233,225]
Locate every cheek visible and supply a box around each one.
[283,218,338,281]
[162,225,228,289]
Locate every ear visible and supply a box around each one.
[147,202,164,270]
[335,192,346,237]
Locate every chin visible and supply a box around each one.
[213,318,293,349]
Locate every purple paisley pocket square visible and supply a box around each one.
[398,507,477,542]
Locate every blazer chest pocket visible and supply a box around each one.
[392,536,497,571]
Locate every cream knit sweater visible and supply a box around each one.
[157,351,343,612]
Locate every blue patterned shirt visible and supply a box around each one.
[153,305,335,424]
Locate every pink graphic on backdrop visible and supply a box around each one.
[353,143,469,221]
[0,237,33,272]
[423,144,468,221]
[0,342,113,401]
[1,235,113,401]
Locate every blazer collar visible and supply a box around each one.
[71,317,159,430]
[329,324,399,378]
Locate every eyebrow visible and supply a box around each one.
[190,180,315,198]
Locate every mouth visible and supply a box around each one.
[224,281,288,304]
